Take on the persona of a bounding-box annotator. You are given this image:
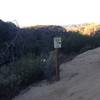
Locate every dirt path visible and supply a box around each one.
[13,47,100,100]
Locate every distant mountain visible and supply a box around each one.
[64,23,100,35]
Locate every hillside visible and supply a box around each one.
[13,47,100,100]
[1,19,100,100]
[65,23,100,35]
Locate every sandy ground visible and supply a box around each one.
[13,47,100,100]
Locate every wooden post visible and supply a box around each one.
[55,48,60,81]
[54,37,61,81]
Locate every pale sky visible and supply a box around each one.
[0,0,100,27]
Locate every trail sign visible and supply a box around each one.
[54,37,62,48]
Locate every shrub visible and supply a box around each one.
[62,32,90,54]
[0,54,44,99]
[43,52,55,81]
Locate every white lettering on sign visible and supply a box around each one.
[54,37,62,48]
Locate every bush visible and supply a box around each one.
[90,34,100,48]
[43,52,55,81]
[0,54,44,99]
[62,32,90,54]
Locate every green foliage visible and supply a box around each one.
[90,33,100,48]
[0,54,44,99]
[62,32,90,53]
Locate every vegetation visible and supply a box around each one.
[0,54,45,99]
[0,20,100,99]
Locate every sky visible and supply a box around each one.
[0,0,100,27]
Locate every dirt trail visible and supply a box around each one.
[13,47,100,100]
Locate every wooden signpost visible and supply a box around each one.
[54,37,62,81]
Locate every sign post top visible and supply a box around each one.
[54,37,62,49]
